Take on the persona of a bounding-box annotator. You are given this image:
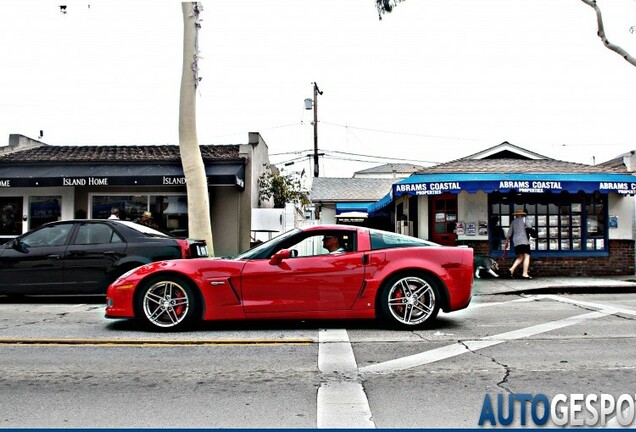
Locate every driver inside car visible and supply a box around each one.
[322,235,346,254]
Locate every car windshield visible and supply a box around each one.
[116,220,172,238]
[235,228,301,260]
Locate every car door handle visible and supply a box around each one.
[48,254,61,260]
[103,251,118,256]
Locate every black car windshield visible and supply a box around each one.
[116,220,171,238]
[235,228,301,260]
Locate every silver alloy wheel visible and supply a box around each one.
[386,276,436,326]
[142,280,190,328]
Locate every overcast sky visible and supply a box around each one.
[1,0,636,178]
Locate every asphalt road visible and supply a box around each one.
[0,291,635,428]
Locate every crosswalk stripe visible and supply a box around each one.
[317,329,375,429]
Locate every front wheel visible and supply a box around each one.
[379,273,440,328]
[135,276,198,331]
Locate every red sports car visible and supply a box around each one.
[105,225,473,330]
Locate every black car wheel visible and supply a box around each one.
[379,273,440,328]
[136,275,198,331]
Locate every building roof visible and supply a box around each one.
[416,142,629,174]
[416,157,628,174]
[354,163,425,176]
[0,144,241,165]
[310,177,396,202]
[596,150,636,172]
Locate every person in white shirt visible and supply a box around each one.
[108,208,119,219]
[322,235,346,254]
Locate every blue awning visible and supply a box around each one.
[368,192,393,215]
[392,173,636,197]
[335,202,374,214]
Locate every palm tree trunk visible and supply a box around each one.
[179,2,214,255]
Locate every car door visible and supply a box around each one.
[0,222,74,294]
[240,230,365,314]
[62,221,127,293]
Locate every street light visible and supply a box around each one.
[304,82,323,177]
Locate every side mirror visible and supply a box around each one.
[10,239,26,252]
[269,249,292,265]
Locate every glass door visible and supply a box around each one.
[430,193,457,246]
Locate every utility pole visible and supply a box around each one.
[306,82,323,177]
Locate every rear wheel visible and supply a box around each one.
[379,273,440,328]
[135,275,198,331]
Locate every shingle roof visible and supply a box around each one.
[0,144,241,164]
[596,151,635,171]
[354,163,424,175]
[416,158,629,174]
[311,177,395,202]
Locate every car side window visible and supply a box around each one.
[291,235,328,257]
[287,232,356,257]
[370,229,433,250]
[75,224,123,245]
[21,224,73,247]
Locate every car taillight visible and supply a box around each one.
[176,239,207,258]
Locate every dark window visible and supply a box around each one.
[75,223,123,245]
[22,224,73,247]
[0,197,22,236]
[370,229,435,250]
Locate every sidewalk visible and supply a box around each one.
[473,274,636,295]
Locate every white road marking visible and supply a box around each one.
[317,296,636,427]
[317,329,375,429]
[537,294,636,316]
[468,296,537,309]
[360,295,621,375]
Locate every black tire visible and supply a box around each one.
[135,275,198,331]
[379,272,441,328]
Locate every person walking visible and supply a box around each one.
[505,208,533,279]
[108,207,120,219]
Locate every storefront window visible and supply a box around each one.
[90,194,189,236]
[0,197,23,236]
[489,192,608,254]
[29,196,61,230]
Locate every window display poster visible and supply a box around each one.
[466,222,476,236]
[455,222,465,235]
[478,220,488,235]
[609,216,618,229]
[587,216,598,234]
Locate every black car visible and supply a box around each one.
[0,220,207,295]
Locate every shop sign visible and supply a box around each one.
[499,180,562,193]
[0,179,10,187]
[62,177,109,186]
[163,176,187,185]
[598,182,636,195]
[394,182,461,195]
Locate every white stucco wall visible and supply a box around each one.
[457,191,489,241]
[320,206,337,224]
[608,193,634,240]
[417,195,429,239]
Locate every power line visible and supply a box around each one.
[321,121,481,142]
[325,150,438,165]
